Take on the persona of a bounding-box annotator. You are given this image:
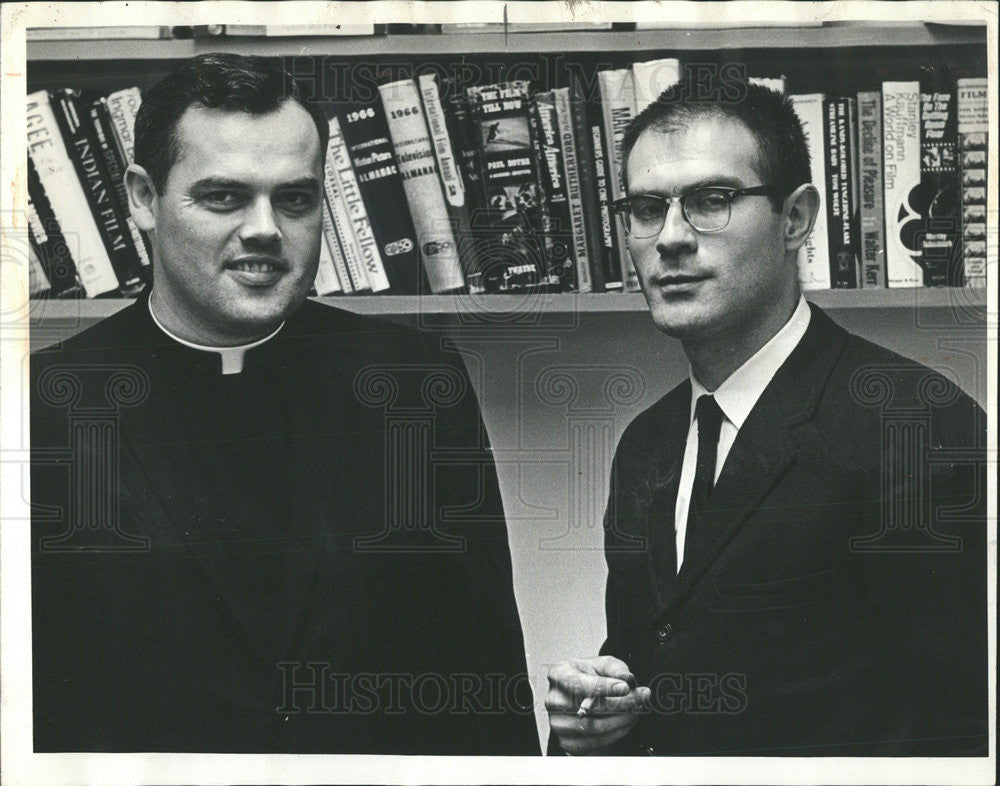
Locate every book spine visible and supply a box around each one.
[598,69,640,292]
[587,88,623,290]
[570,77,608,292]
[328,116,390,292]
[339,102,426,295]
[313,228,343,295]
[90,99,152,276]
[418,73,481,292]
[554,86,592,292]
[52,89,145,295]
[442,78,488,292]
[824,97,858,288]
[26,155,83,297]
[919,67,962,287]
[956,77,988,288]
[857,91,886,288]
[26,91,119,297]
[789,93,832,290]
[321,208,354,294]
[27,240,51,297]
[379,79,466,294]
[322,133,370,292]
[631,57,680,114]
[882,81,923,288]
[464,80,546,292]
[105,87,142,164]
[530,92,572,290]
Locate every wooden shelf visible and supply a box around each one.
[25,288,989,324]
[26,23,987,61]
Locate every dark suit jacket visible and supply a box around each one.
[31,295,540,755]
[555,304,987,756]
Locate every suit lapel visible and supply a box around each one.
[635,381,691,609]
[661,304,850,612]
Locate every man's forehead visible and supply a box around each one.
[169,102,322,179]
[629,117,759,184]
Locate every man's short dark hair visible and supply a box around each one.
[134,53,329,193]
[621,70,811,210]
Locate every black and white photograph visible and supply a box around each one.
[1,2,995,784]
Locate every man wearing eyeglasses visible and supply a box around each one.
[546,73,986,756]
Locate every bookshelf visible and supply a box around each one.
[27,22,988,60]
[24,22,991,749]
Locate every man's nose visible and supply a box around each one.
[654,199,697,256]
[239,197,281,244]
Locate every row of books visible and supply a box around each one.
[26,60,989,300]
[791,71,987,290]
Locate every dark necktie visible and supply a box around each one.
[688,394,725,526]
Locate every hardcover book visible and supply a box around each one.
[857,91,886,288]
[533,91,576,290]
[598,68,640,291]
[328,116,390,292]
[465,80,546,292]
[824,97,859,288]
[882,80,923,287]
[917,67,961,286]
[789,93,832,290]
[553,86,593,292]
[379,79,466,293]
[956,77,988,288]
[26,90,119,297]
[338,101,426,295]
[26,155,84,298]
[52,89,146,295]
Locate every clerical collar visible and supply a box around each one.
[689,295,811,429]
[148,298,285,375]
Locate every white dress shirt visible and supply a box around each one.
[674,296,811,572]
[148,298,285,375]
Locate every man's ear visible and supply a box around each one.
[125,164,158,232]
[782,183,820,252]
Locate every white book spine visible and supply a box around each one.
[631,58,681,114]
[105,87,142,164]
[553,86,592,292]
[26,91,119,297]
[321,209,353,294]
[328,117,389,292]
[598,68,640,292]
[322,152,370,292]
[881,81,923,288]
[789,93,832,290]
[379,79,465,294]
[313,228,343,295]
[417,73,464,207]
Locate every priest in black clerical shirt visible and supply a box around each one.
[30,53,539,755]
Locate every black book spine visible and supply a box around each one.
[26,155,83,297]
[442,78,489,292]
[90,98,153,273]
[532,92,576,291]
[52,89,145,295]
[587,92,623,290]
[568,77,607,292]
[338,102,427,295]
[824,97,857,288]
[465,81,544,292]
[919,66,962,287]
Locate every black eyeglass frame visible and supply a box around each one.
[611,185,779,237]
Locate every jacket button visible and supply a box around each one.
[643,744,656,755]
[655,623,674,642]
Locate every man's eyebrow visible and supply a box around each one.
[189,176,322,191]
[637,175,747,196]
